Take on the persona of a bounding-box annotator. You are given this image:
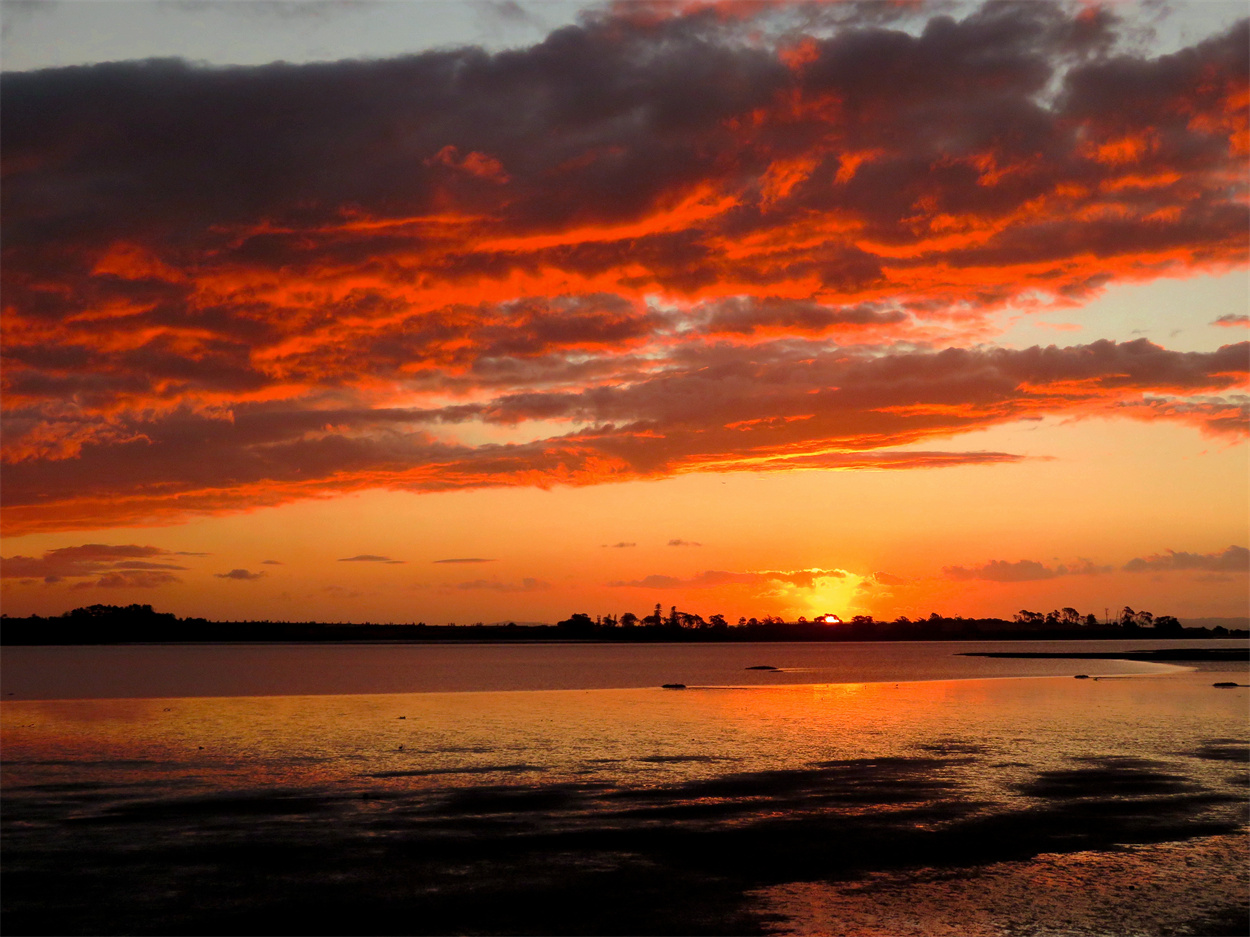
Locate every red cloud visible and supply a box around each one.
[0,337,1244,534]
[2,3,1247,534]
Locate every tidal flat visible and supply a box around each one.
[2,644,1247,935]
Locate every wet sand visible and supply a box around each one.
[3,668,1247,935]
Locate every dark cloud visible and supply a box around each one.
[1212,314,1249,327]
[455,577,552,592]
[1122,545,1249,573]
[667,539,702,547]
[83,570,181,589]
[607,568,846,589]
[215,568,265,580]
[944,558,1112,582]
[338,554,405,563]
[433,557,496,564]
[602,541,636,548]
[1,544,189,583]
[261,559,284,565]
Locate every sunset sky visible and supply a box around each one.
[2,0,1247,626]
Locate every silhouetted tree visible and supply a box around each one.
[557,613,594,636]
[1154,615,1181,633]
[620,612,638,628]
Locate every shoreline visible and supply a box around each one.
[961,647,1249,662]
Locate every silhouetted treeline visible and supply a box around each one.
[1,603,1244,646]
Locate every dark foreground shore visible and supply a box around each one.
[3,670,1247,935]
[4,747,1246,935]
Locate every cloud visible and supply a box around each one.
[943,558,1112,582]
[321,584,362,598]
[607,568,847,589]
[261,559,284,565]
[215,568,265,580]
[338,554,405,564]
[602,542,636,548]
[433,557,496,564]
[2,337,1243,534]
[455,577,552,592]
[667,539,702,547]
[1212,315,1249,328]
[2,3,1247,533]
[73,570,182,589]
[1,544,189,583]
[1122,545,1249,573]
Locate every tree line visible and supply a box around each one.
[0,602,1235,646]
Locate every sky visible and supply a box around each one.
[2,0,1247,626]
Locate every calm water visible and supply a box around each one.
[0,638,1231,699]
[2,641,1247,935]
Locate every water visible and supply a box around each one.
[0,638,1225,699]
[2,641,1247,935]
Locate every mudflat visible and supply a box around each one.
[3,665,1247,935]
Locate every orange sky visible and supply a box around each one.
[2,1,1247,624]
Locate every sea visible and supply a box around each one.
[2,639,1247,936]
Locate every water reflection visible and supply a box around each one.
[3,669,1247,935]
[0,638,1206,700]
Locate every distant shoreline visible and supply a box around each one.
[4,605,1247,647]
[3,622,1247,647]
